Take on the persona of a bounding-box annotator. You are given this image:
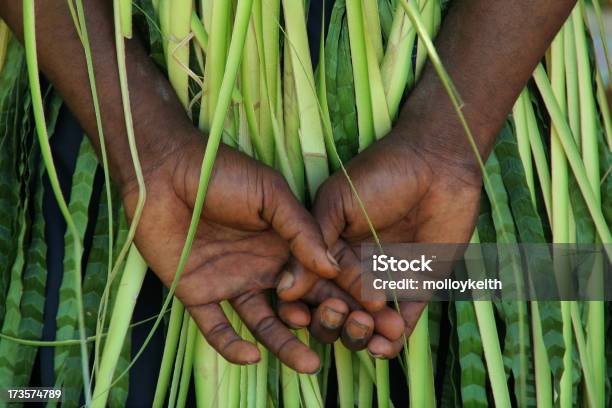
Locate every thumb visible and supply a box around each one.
[261,171,340,279]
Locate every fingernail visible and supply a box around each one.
[368,350,385,359]
[347,321,370,340]
[326,250,341,272]
[321,307,345,330]
[277,271,295,293]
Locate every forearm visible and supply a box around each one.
[398,0,576,176]
[0,0,195,188]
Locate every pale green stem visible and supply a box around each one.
[92,246,147,408]
[166,0,192,109]
[375,358,390,408]
[570,302,597,408]
[334,341,354,408]
[23,1,91,405]
[595,72,612,151]
[573,7,605,406]
[346,0,375,149]
[153,297,185,408]
[381,4,416,118]
[533,65,612,245]
[358,360,373,407]
[470,232,512,408]
[168,311,190,408]
[281,364,299,408]
[408,307,435,408]
[176,318,197,408]
[194,334,218,408]
[72,0,115,379]
[281,0,329,197]
[522,90,553,224]
[119,0,132,38]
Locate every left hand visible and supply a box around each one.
[277,129,482,345]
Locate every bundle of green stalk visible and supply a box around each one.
[0,0,611,407]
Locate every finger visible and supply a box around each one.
[373,307,405,341]
[231,292,320,374]
[278,300,311,329]
[276,260,319,301]
[278,242,386,313]
[262,171,340,279]
[400,302,427,336]
[341,310,374,351]
[367,335,404,359]
[301,279,361,311]
[331,241,386,312]
[308,298,349,344]
[188,303,260,365]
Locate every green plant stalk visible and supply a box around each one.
[199,0,230,130]
[194,335,218,408]
[281,0,329,196]
[296,330,323,408]
[191,11,209,49]
[281,363,299,408]
[72,0,115,378]
[0,310,169,346]
[356,350,376,381]
[168,311,190,408]
[362,0,383,63]
[522,90,553,223]
[530,302,552,408]
[564,16,580,149]
[119,0,132,38]
[226,304,242,408]
[381,5,416,118]
[363,12,391,140]
[92,0,148,393]
[158,0,170,58]
[0,21,10,75]
[216,353,230,408]
[595,72,612,150]
[514,91,553,408]
[105,0,254,392]
[375,358,390,408]
[255,345,268,408]
[176,319,197,408]
[258,0,280,164]
[533,65,612,245]
[358,360,373,407]
[334,341,354,408]
[240,18,273,165]
[153,297,185,408]
[23,1,92,405]
[470,232,512,407]
[569,302,597,407]
[166,0,192,109]
[512,92,536,204]
[346,0,375,150]
[573,8,605,406]
[242,327,257,408]
[548,29,574,408]
[316,15,342,172]
[92,246,147,408]
[586,0,612,83]
[408,307,435,408]
[414,0,435,80]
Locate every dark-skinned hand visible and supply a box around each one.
[121,133,345,374]
[277,129,482,354]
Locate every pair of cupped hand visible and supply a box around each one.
[121,126,481,373]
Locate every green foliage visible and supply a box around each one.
[324,0,359,163]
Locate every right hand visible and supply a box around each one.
[120,131,344,373]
